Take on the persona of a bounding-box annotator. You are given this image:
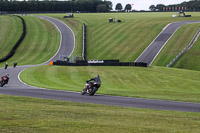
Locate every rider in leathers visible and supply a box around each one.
[83,77,97,92]
[1,74,9,83]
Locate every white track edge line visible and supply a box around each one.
[134,23,172,63]
[18,16,75,88]
[149,26,181,66]
[150,21,200,66]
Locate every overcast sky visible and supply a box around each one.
[110,0,190,10]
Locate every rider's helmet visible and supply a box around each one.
[6,74,9,77]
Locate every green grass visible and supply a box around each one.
[0,15,23,59]
[82,12,200,62]
[1,13,199,67]
[152,23,200,66]
[1,95,200,133]
[42,12,200,62]
[2,13,200,132]
[171,32,200,71]
[0,16,60,68]
[42,14,83,60]
[20,65,200,103]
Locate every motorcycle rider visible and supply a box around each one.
[5,62,8,69]
[83,76,98,92]
[13,62,17,68]
[1,74,9,83]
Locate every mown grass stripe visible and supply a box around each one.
[152,23,200,66]
[21,65,200,103]
[1,95,200,133]
[93,21,142,60]
[0,16,60,67]
[0,16,23,59]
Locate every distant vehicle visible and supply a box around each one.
[0,74,9,87]
[81,75,101,96]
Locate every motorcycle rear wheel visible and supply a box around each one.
[89,86,98,96]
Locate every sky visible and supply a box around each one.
[109,0,190,11]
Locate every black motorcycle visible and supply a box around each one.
[0,75,9,87]
[81,75,101,96]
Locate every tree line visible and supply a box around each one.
[0,0,112,12]
[149,0,200,11]
[115,3,132,12]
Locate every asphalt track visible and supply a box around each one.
[135,20,200,66]
[0,17,200,112]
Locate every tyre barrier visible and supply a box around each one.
[0,15,26,63]
[53,60,147,67]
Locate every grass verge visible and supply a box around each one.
[172,31,200,71]
[0,16,60,68]
[0,15,23,59]
[0,95,200,133]
[20,65,200,103]
[42,14,83,60]
[152,23,200,66]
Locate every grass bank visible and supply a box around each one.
[152,23,200,66]
[172,31,200,71]
[20,65,200,103]
[42,14,83,60]
[0,95,200,133]
[0,16,60,68]
[44,12,200,62]
[0,15,23,59]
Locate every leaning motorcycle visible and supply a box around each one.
[0,76,9,87]
[81,75,101,96]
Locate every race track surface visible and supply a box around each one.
[38,16,75,64]
[0,17,200,112]
[135,21,200,66]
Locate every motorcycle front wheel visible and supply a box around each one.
[0,81,4,87]
[81,89,86,95]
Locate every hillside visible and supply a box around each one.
[0,16,60,68]
[0,16,23,60]
[18,12,200,102]
[47,12,200,63]
[152,23,200,67]
[172,33,200,71]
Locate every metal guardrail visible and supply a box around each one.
[167,27,200,67]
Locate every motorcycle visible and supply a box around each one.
[81,75,101,96]
[0,75,9,87]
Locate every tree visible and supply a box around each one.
[125,4,132,12]
[96,4,107,12]
[115,3,123,11]
[156,4,165,11]
[149,5,156,11]
[104,0,112,11]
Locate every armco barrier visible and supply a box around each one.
[167,27,200,67]
[53,60,147,67]
[0,15,26,63]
